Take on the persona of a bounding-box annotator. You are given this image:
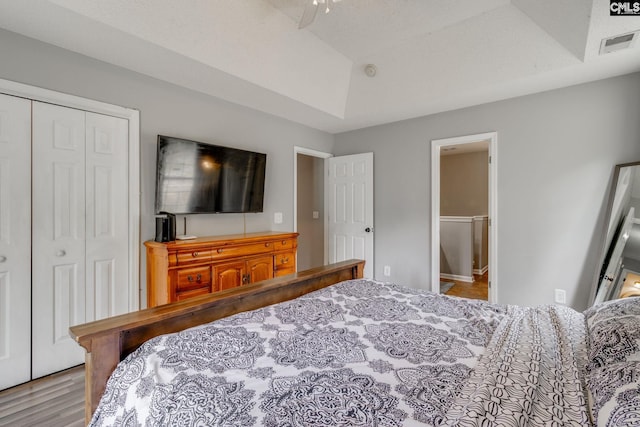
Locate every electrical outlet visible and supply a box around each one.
[554,289,566,304]
[274,212,283,224]
[383,265,391,277]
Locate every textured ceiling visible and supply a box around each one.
[0,0,638,133]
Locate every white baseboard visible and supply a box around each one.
[473,265,488,275]
[441,273,474,283]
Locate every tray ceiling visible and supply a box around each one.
[0,0,638,133]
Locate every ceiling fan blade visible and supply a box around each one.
[298,2,318,29]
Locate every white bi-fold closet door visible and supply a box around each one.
[0,93,31,389]
[0,91,135,389]
[32,101,130,377]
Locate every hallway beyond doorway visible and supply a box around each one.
[441,271,489,301]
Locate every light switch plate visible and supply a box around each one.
[313,211,319,219]
[274,212,283,224]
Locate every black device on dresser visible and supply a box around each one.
[155,212,176,242]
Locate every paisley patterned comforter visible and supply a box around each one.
[90,279,592,426]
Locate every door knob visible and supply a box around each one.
[365,227,373,233]
[56,250,66,257]
[0,256,6,263]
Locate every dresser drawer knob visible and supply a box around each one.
[187,274,202,283]
[217,248,223,254]
[192,251,199,257]
[282,240,287,245]
[265,242,270,247]
[281,257,289,264]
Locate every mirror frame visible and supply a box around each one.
[589,160,640,306]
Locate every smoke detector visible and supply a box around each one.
[600,30,640,55]
[364,64,377,77]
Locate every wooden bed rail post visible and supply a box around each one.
[83,332,120,423]
[70,259,364,424]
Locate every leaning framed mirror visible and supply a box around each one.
[590,161,640,305]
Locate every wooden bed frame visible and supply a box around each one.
[69,259,364,424]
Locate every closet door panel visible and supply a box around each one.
[85,112,129,321]
[0,94,31,390]
[32,101,86,378]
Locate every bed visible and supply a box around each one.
[70,259,640,426]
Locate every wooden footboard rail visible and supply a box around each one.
[69,259,364,424]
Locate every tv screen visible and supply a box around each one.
[155,135,266,214]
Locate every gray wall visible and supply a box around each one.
[296,154,325,270]
[440,219,474,278]
[0,29,334,302]
[475,218,489,272]
[334,72,640,310]
[4,28,640,311]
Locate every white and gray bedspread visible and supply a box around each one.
[90,279,592,426]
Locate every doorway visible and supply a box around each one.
[294,147,331,270]
[326,153,374,278]
[294,148,375,278]
[431,132,497,303]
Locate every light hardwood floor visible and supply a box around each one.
[0,366,85,427]
[442,271,489,300]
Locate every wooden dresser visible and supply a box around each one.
[145,231,298,307]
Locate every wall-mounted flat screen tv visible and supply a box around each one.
[155,135,266,214]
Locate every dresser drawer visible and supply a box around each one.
[176,286,211,301]
[176,266,211,292]
[274,251,295,275]
[275,267,296,277]
[211,242,272,260]
[176,249,212,265]
[274,238,296,251]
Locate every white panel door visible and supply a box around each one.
[32,102,87,377]
[328,153,374,278]
[0,94,31,389]
[85,112,129,321]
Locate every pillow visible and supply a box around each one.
[584,296,640,329]
[588,361,640,426]
[585,297,640,426]
[588,315,640,370]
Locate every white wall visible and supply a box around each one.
[334,72,640,310]
[0,29,335,302]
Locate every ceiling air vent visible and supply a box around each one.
[600,30,640,55]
